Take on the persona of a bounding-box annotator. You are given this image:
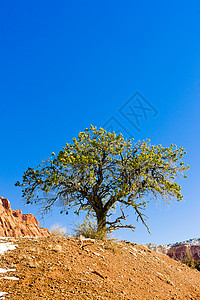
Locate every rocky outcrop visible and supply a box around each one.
[167,244,200,262]
[0,197,50,237]
[144,241,200,263]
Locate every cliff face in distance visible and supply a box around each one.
[167,244,200,262]
[0,197,50,237]
[143,239,200,263]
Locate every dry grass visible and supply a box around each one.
[50,223,67,237]
[72,219,110,241]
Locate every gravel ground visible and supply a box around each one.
[0,236,200,299]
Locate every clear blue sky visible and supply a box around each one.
[0,1,199,245]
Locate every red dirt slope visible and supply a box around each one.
[0,236,200,299]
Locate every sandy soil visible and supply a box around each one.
[0,236,200,299]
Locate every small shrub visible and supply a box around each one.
[50,224,67,237]
[182,250,200,272]
[184,257,200,271]
[73,218,110,240]
[73,219,122,253]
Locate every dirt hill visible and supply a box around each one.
[0,236,200,299]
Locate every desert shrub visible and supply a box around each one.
[182,251,200,272]
[184,257,200,271]
[73,218,122,252]
[194,260,200,271]
[73,217,110,240]
[50,224,67,237]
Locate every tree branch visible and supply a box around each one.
[106,206,135,232]
[133,205,150,234]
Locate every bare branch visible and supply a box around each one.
[133,205,150,234]
[106,206,136,232]
[107,224,136,232]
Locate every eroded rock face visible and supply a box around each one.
[167,244,200,262]
[0,197,50,237]
[143,240,200,263]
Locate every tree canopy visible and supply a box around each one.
[16,125,189,238]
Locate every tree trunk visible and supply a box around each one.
[96,212,107,240]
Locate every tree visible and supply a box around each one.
[16,125,189,239]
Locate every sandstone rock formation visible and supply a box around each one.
[144,241,200,263]
[0,197,50,237]
[167,244,200,262]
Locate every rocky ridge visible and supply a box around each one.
[0,197,50,237]
[143,238,200,262]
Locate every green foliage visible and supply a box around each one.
[192,260,200,271]
[181,251,200,272]
[15,125,189,238]
[184,257,200,271]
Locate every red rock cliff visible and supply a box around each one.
[0,197,50,237]
[167,244,200,262]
